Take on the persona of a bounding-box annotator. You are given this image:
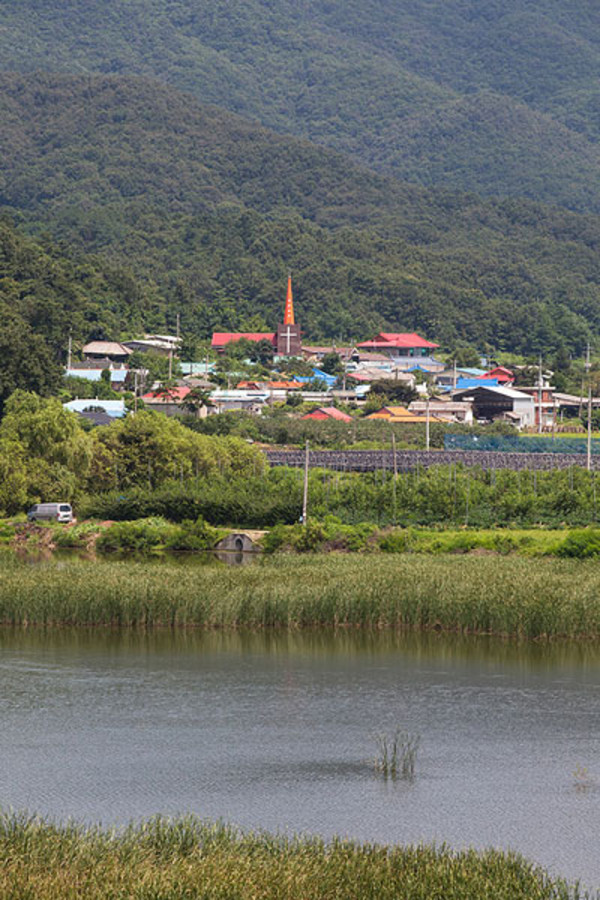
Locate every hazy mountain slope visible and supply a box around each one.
[3,0,600,208]
[0,72,440,236]
[3,73,600,353]
[383,92,600,211]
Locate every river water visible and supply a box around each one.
[0,629,598,887]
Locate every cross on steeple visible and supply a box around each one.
[281,324,297,355]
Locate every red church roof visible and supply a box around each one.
[211,332,275,350]
[356,332,439,350]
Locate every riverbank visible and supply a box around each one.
[0,812,585,900]
[2,553,600,638]
[8,517,600,559]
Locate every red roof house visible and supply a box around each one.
[141,385,192,417]
[301,407,353,422]
[141,386,191,403]
[355,332,439,358]
[483,366,514,384]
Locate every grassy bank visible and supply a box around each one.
[11,517,600,559]
[263,521,593,556]
[0,812,584,900]
[2,553,600,638]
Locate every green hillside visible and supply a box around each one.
[3,1,600,208]
[3,73,600,353]
[0,216,159,410]
[0,216,153,353]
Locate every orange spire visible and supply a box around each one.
[284,274,295,325]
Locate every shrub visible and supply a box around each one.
[164,517,226,551]
[53,522,102,549]
[557,529,600,558]
[96,518,177,552]
[379,531,412,553]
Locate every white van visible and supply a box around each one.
[27,503,74,523]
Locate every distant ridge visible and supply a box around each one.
[4,0,600,209]
[3,72,600,352]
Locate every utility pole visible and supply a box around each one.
[168,348,173,381]
[67,330,72,370]
[391,431,398,525]
[425,391,430,451]
[452,358,457,391]
[133,370,139,415]
[537,354,543,434]
[176,312,181,341]
[302,440,310,526]
[586,342,592,472]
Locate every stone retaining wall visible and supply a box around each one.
[265,449,600,472]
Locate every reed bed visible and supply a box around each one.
[2,553,600,639]
[0,811,585,900]
[0,554,600,639]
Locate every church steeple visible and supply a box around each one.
[276,273,302,357]
[284,273,295,325]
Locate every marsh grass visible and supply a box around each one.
[1,552,600,638]
[374,728,420,780]
[0,811,586,900]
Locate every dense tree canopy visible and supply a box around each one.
[0,308,63,414]
[0,392,265,514]
[4,1,600,210]
[3,75,600,355]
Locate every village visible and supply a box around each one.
[63,277,596,435]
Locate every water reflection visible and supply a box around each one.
[2,626,600,672]
[14,547,260,567]
[0,627,599,888]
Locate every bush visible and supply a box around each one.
[261,518,377,554]
[557,528,600,558]
[0,521,17,544]
[260,523,293,553]
[164,517,226,551]
[379,531,412,553]
[53,522,102,549]
[96,518,178,552]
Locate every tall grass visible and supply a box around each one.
[1,553,600,638]
[374,728,420,780]
[0,811,585,899]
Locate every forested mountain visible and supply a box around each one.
[0,217,158,409]
[0,217,154,353]
[3,1,600,210]
[3,73,600,353]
